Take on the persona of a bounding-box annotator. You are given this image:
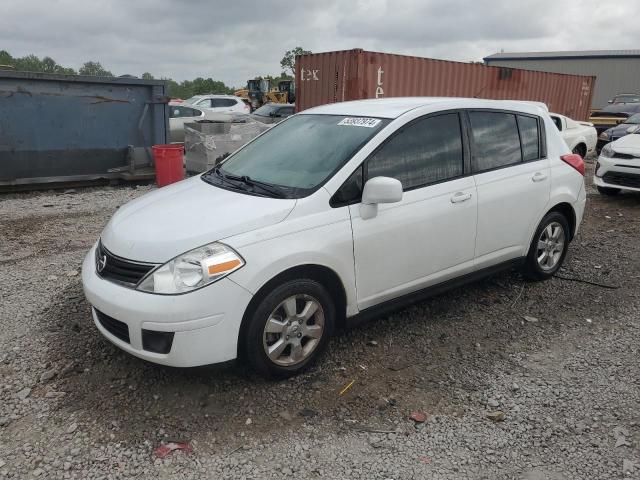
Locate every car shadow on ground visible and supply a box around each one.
[40,263,600,447]
[40,181,638,447]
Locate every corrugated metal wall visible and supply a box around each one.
[484,57,640,108]
[296,49,595,120]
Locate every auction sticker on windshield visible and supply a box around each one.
[337,117,382,128]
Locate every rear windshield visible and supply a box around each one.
[253,104,279,116]
[206,114,389,197]
[614,95,640,103]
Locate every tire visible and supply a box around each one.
[244,279,335,378]
[522,212,570,281]
[597,186,621,196]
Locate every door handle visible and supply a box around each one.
[532,172,548,182]
[450,192,472,203]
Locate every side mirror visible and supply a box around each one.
[360,177,403,219]
[608,100,613,104]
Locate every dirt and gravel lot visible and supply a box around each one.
[1,160,639,479]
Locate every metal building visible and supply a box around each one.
[484,50,640,109]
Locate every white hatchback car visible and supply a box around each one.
[82,98,586,377]
[594,133,640,195]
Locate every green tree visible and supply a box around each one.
[0,50,14,67]
[79,61,112,77]
[280,47,311,76]
[141,72,154,80]
[14,54,46,72]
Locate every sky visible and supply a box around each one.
[2,0,639,87]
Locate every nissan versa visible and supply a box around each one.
[82,98,586,378]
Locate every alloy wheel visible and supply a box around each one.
[536,221,566,271]
[262,294,325,366]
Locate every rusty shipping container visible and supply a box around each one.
[295,49,595,120]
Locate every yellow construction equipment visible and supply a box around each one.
[236,78,295,111]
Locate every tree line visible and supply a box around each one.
[0,47,310,99]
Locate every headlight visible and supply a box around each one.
[137,242,244,294]
[598,131,610,140]
[600,143,614,158]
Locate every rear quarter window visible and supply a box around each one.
[517,115,540,161]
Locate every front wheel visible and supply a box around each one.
[522,212,570,281]
[244,279,335,378]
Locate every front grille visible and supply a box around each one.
[603,171,640,189]
[96,241,156,287]
[95,309,130,343]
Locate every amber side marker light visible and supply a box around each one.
[208,259,242,276]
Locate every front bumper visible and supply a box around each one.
[82,245,253,367]
[594,155,640,192]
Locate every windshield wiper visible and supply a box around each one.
[238,176,288,198]
[212,167,287,198]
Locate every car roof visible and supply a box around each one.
[190,94,239,99]
[264,103,294,108]
[602,103,640,113]
[303,97,548,119]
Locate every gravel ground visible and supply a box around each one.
[1,160,639,479]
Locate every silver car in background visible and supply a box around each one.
[250,103,295,124]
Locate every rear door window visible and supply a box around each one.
[469,111,521,172]
[212,98,237,108]
[366,113,464,190]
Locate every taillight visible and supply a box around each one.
[561,153,585,176]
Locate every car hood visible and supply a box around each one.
[101,176,296,263]
[610,134,640,154]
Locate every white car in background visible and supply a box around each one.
[168,104,231,143]
[184,94,249,114]
[594,134,640,195]
[83,98,585,378]
[550,113,597,157]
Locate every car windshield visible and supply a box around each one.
[203,114,389,197]
[183,96,203,105]
[626,113,640,124]
[253,104,279,116]
[614,95,640,103]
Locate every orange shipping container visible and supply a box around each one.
[295,49,595,120]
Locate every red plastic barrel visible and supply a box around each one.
[152,144,184,187]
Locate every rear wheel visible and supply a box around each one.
[244,279,335,378]
[597,186,621,196]
[572,144,586,157]
[523,212,570,281]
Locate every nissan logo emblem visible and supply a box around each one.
[97,254,107,273]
